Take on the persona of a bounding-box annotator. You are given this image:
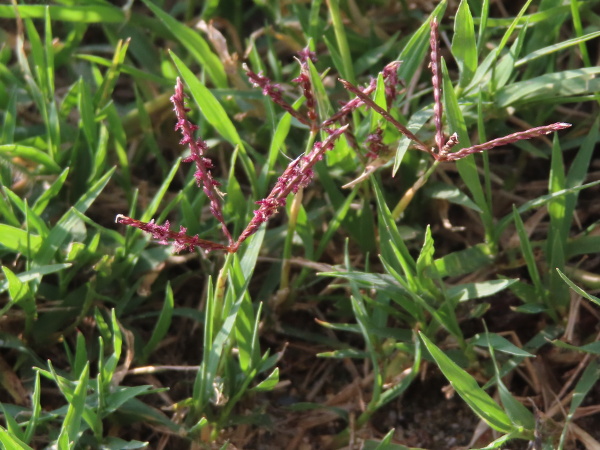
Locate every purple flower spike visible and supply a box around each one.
[170,78,234,246]
[115,215,231,253]
[232,125,348,251]
[244,63,311,127]
[439,123,572,162]
[429,19,445,155]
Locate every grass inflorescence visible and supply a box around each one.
[1,0,599,449]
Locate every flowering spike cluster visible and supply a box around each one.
[430,19,445,154]
[292,47,318,129]
[243,63,311,127]
[232,126,348,251]
[117,19,572,254]
[115,215,230,253]
[170,78,233,246]
[322,78,377,128]
[365,128,388,159]
[339,78,433,154]
[424,18,571,161]
[322,61,401,128]
[438,123,572,161]
[382,61,402,107]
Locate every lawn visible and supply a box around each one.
[1,0,600,448]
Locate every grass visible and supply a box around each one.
[1,0,599,448]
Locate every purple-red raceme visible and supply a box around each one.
[171,78,233,245]
[439,123,572,161]
[115,215,231,253]
[243,63,310,127]
[232,126,347,251]
[429,19,445,155]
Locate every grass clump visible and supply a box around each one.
[0,0,599,448]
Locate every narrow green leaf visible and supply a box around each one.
[139,158,180,223]
[32,168,69,215]
[307,59,333,124]
[327,0,354,84]
[419,332,514,433]
[23,371,41,444]
[423,182,482,212]
[0,145,61,173]
[94,38,130,109]
[0,5,125,22]
[0,263,70,295]
[395,1,447,82]
[497,179,600,233]
[142,282,174,362]
[496,67,600,107]
[558,359,600,450]
[557,268,600,307]
[0,427,33,450]
[371,177,416,275]
[470,332,534,357]
[251,368,279,392]
[516,31,600,67]
[512,206,545,303]
[393,108,431,175]
[62,364,90,445]
[491,19,527,92]
[447,278,517,303]
[2,266,32,305]
[0,224,43,255]
[34,167,115,266]
[0,404,24,442]
[452,0,477,88]
[486,334,535,430]
[1,91,17,144]
[142,0,226,88]
[43,7,54,96]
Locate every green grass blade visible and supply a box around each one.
[516,30,600,67]
[558,359,600,450]
[557,268,600,308]
[0,5,125,22]
[371,177,415,274]
[33,167,115,266]
[452,0,477,89]
[497,179,600,234]
[491,19,527,92]
[442,60,494,243]
[61,363,90,446]
[475,0,490,55]
[0,224,43,256]
[395,1,447,82]
[141,282,174,363]
[496,67,600,107]
[466,0,534,93]
[447,279,517,303]
[32,168,69,215]
[486,332,535,429]
[0,427,33,450]
[512,205,546,305]
[139,158,181,223]
[141,0,227,88]
[23,371,41,444]
[327,0,354,84]
[0,145,61,174]
[419,332,514,433]
[0,398,26,440]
